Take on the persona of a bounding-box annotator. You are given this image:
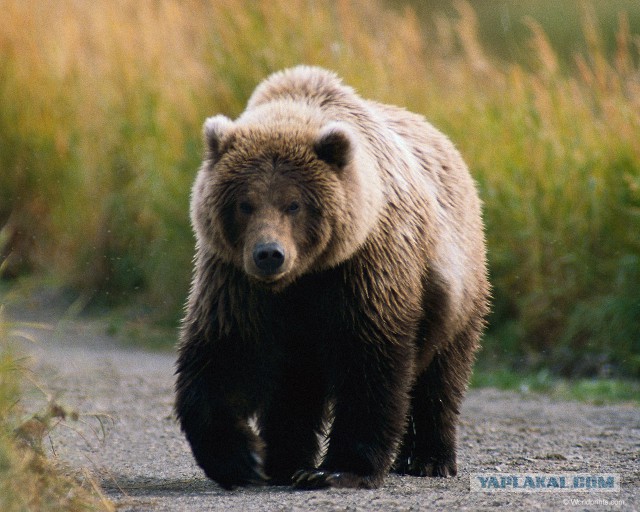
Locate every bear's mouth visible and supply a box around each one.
[245,262,291,285]
[252,271,285,282]
[247,270,295,293]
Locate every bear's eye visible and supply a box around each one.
[238,201,254,215]
[285,201,300,214]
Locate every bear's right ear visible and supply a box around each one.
[313,122,353,170]
[203,115,235,162]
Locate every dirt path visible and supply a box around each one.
[14,316,640,511]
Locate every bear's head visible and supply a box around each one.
[190,107,383,291]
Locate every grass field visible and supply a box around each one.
[1,0,639,377]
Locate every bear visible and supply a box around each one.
[175,66,489,490]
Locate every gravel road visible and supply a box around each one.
[13,313,640,511]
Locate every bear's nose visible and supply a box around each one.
[253,242,285,274]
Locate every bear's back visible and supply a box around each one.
[363,100,489,334]
[247,66,355,112]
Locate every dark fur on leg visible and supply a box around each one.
[261,364,327,485]
[291,337,414,490]
[393,325,481,478]
[175,312,271,490]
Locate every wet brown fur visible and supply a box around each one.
[175,66,490,490]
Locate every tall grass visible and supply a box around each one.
[0,313,113,511]
[450,8,640,376]
[0,0,638,376]
[400,0,640,70]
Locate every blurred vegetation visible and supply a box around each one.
[0,313,113,511]
[0,0,639,378]
[471,368,640,405]
[400,0,640,69]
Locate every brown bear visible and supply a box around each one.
[175,66,489,490]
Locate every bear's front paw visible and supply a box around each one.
[292,469,381,489]
[393,456,457,478]
[200,449,268,490]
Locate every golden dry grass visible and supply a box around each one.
[0,312,113,511]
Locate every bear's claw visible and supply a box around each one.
[393,456,457,478]
[292,469,379,489]
[292,469,339,489]
[206,449,268,490]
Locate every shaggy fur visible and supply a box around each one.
[175,66,490,490]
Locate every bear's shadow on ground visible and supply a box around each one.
[101,474,213,497]
[100,473,314,498]
[99,472,466,500]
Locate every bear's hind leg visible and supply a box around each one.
[261,366,327,485]
[393,327,478,478]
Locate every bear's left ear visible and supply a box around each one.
[313,122,353,169]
